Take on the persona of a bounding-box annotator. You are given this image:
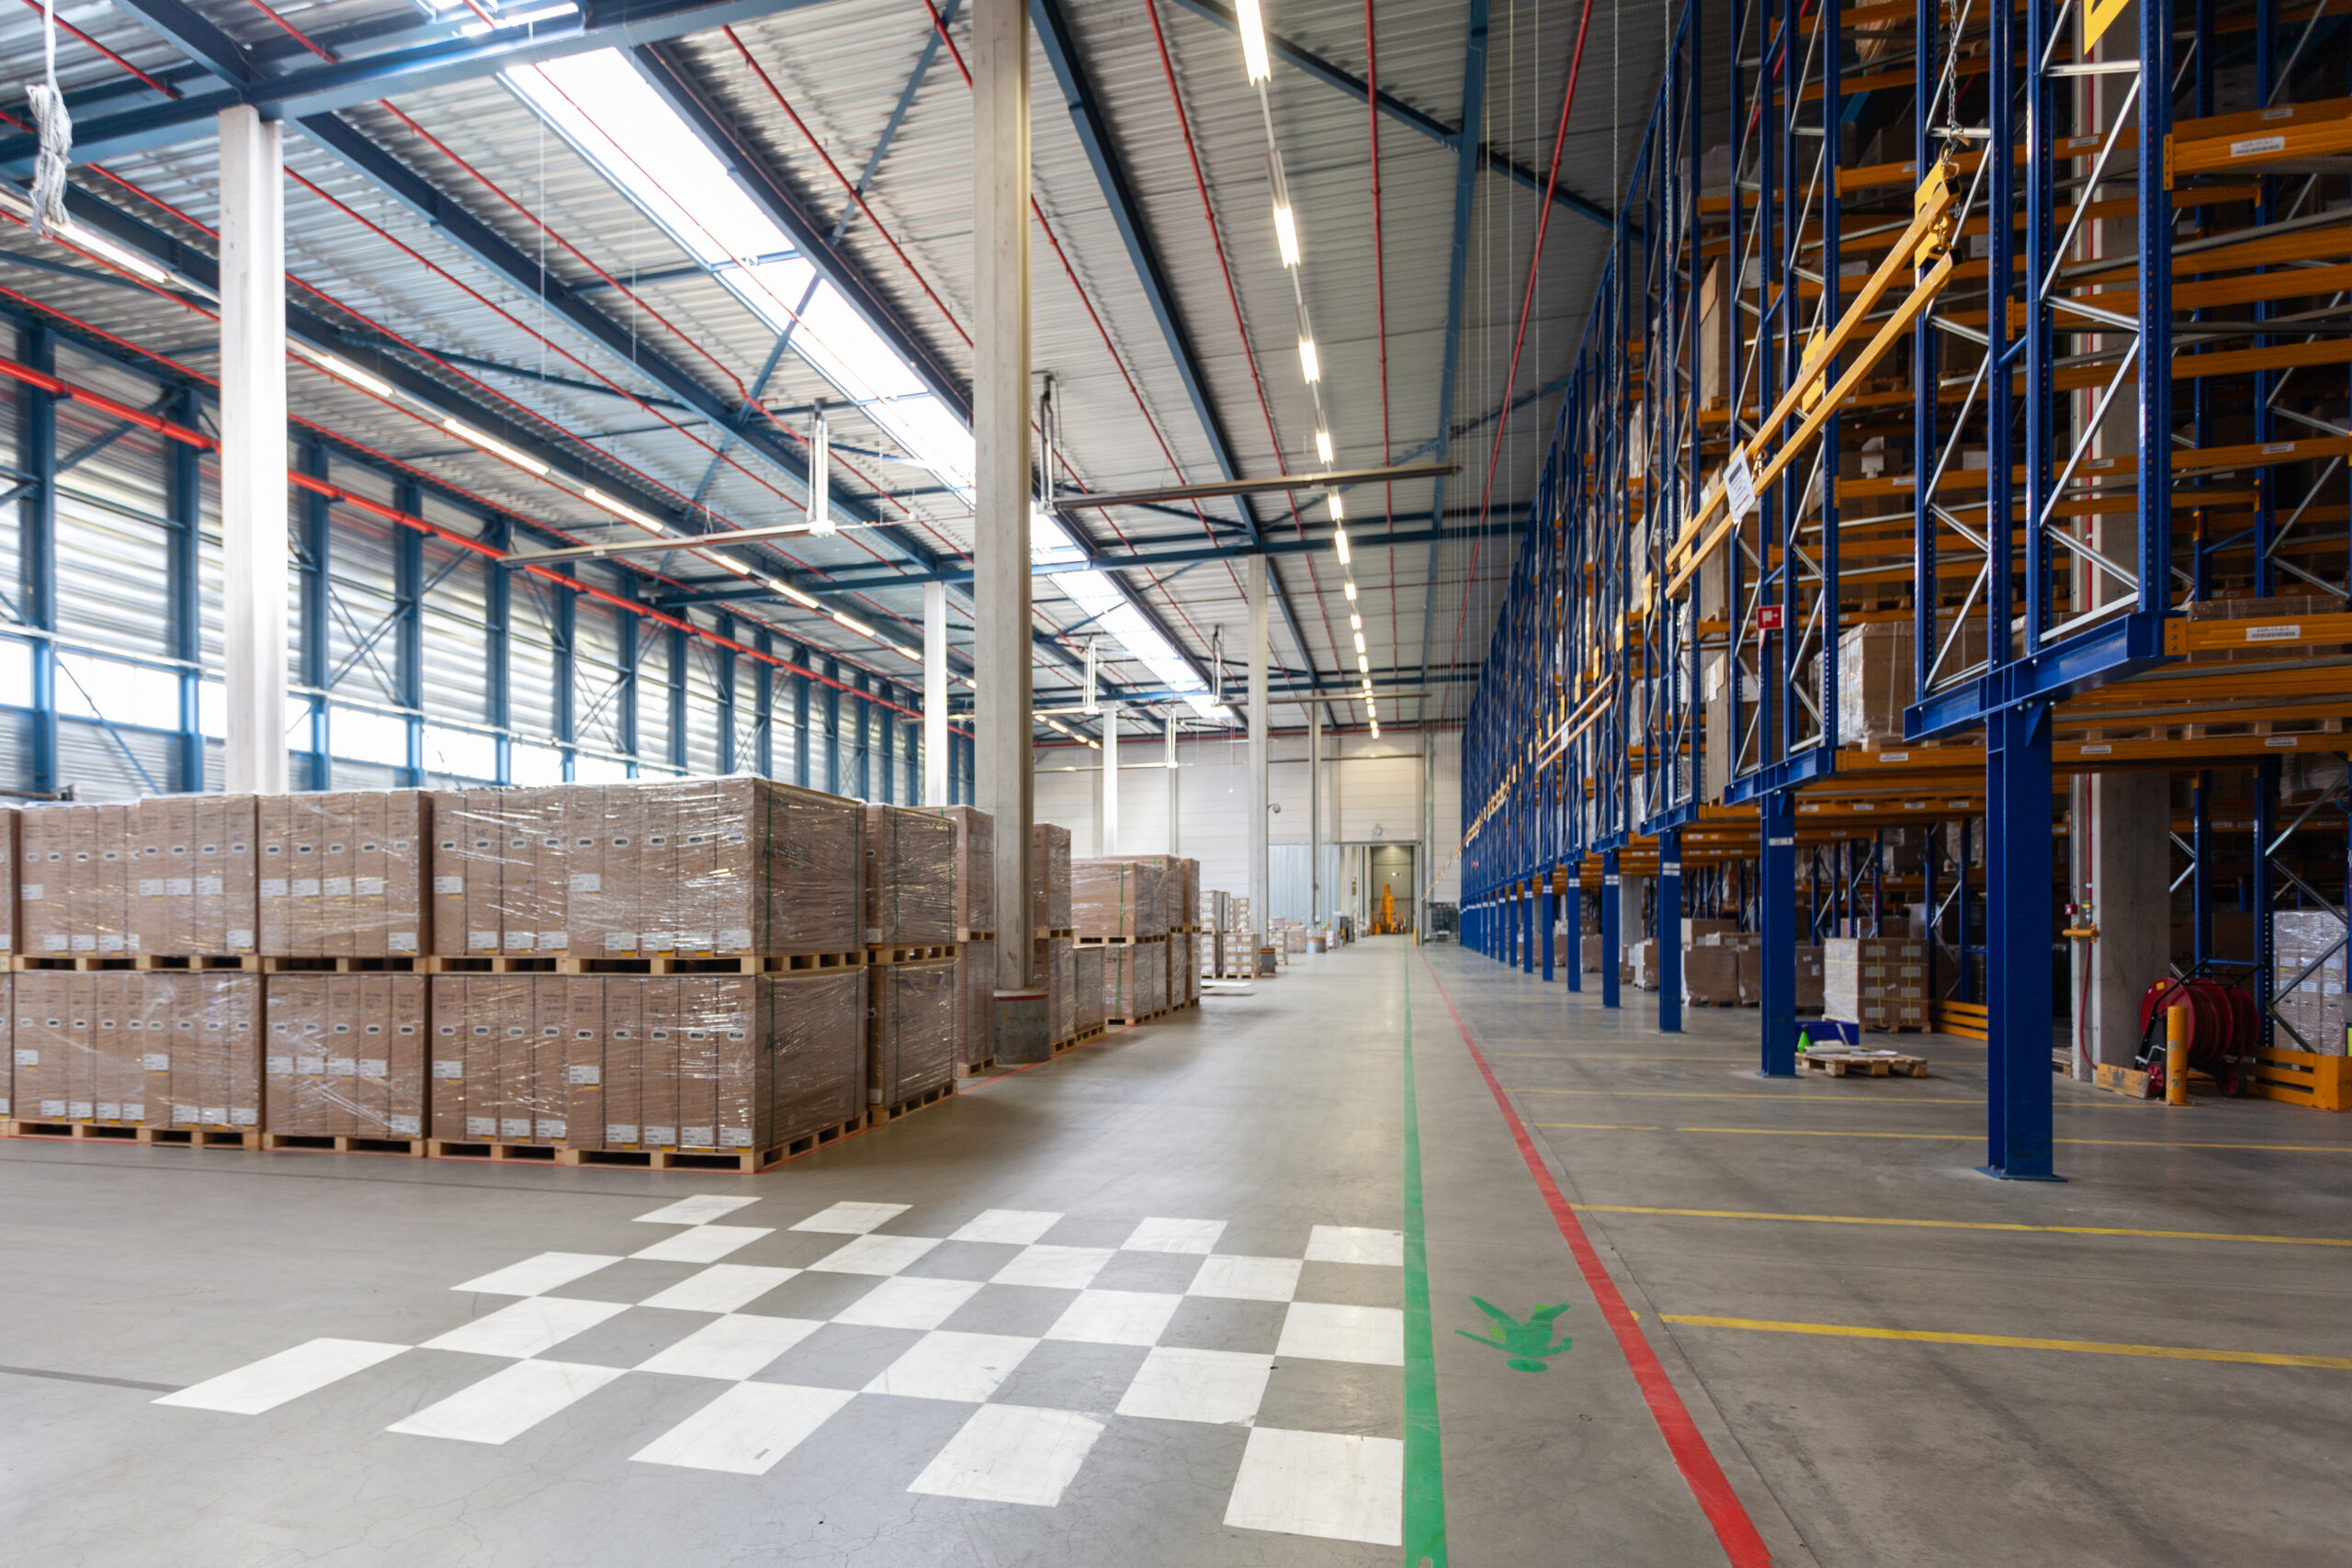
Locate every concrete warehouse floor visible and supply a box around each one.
[1,939,2346,1565]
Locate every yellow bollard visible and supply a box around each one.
[2165,1002,2191,1107]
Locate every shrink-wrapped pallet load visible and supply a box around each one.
[1824,937,1928,1030]
[1074,947,1105,1035]
[132,795,259,956]
[258,792,428,956]
[1032,822,1071,934]
[11,971,258,1133]
[1033,935,1074,1043]
[20,803,135,956]
[868,959,956,1110]
[1074,859,1167,940]
[954,938,996,1070]
[263,974,427,1139]
[865,805,956,948]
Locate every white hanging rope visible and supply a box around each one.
[26,0,72,237]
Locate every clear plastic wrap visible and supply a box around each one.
[1033,936,1073,1043]
[954,940,996,1068]
[2273,911,2346,1054]
[1073,947,1105,1032]
[131,795,258,956]
[20,803,134,955]
[1032,822,1071,933]
[772,967,867,1138]
[1823,937,1927,1029]
[868,959,956,1107]
[1073,859,1168,940]
[936,806,995,934]
[258,792,425,956]
[432,779,864,957]
[1104,942,1169,1021]
[263,974,427,1137]
[0,807,16,956]
[1138,942,1169,1015]
[865,805,956,946]
[11,971,257,1130]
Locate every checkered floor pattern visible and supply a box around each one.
[157,1195,1408,1546]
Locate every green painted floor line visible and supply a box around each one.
[1400,959,1448,1568]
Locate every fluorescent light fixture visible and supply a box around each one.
[888,643,920,661]
[582,485,669,535]
[1235,0,1272,81]
[442,417,550,477]
[292,344,395,400]
[1045,718,1069,734]
[459,1,579,37]
[1315,428,1334,464]
[1344,580,1357,602]
[1357,653,1370,673]
[1353,632,1365,654]
[960,674,978,689]
[58,221,175,285]
[1333,527,1351,565]
[808,404,836,536]
[1371,722,1380,738]
[1086,739,1101,749]
[1350,613,1362,630]
[764,577,822,610]
[1328,493,1344,522]
[1272,203,1300,266]
[831,609,875,637]
[1297,337,1320,384]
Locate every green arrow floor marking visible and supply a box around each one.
[1402,960,1448,1567]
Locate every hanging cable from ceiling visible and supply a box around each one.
[24,0,72,237]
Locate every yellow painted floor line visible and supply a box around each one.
[1531,1122,2352,1154]
[1658,1314,2352,1371]
[1576,1204,2352,1248]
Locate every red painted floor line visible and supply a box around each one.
[1421,954,1776,1568]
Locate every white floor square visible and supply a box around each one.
[832,1276,984,1330]
[422,1296,629,1359]
[639,1265,799,1314]
[807,1233,942,1276]
[636,1314,822,1381]
[449,1252,619,1297]
[1305,1225,1406,1267]
[864,1331,1037,1402]
[630,1225,773,1264]
[387,1359,623,1446]
[790,1201,910,1235]
[1274,1303,1404,1367]
[991,1244,1115,1290]
[1044,1290,1182,1347]
[154,1338,408,1416]
[1187,1255,1303,1303]
[634,1195,761,1226]
[909,1404,1106,1506]
[1121,1217,1227,1254]
[1114,1346,1272,1425]
[950,1209,1064,1245]
[1224,1427,1402,1545]
[630,1382,854,1474]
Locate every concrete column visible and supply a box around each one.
[1248,555,1269,955]
[1164,710,1180,855]
[974,0,1032,989]
[219,106,288,796]
[2078,771,2168,1073]
[1307,702,1322,930]
[922,581,948,806]
[1100,702,1119,854]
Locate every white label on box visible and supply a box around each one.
[201,1106,228,1125]
[13,1049,34,1066]
[435,876,463,895]
[2080,743,2112,755]
[71,935,95,952]
[43,935,67,951]
[500,1118,530,1139]
[139,878,164,897]
[389,931,417,953]
[433,1058,463,1079]
[233,1107,257,1127]
[644,1125,676,1147]
[720,1127,752,1148]
[605,932,639,952]
[323,877,351,897]
[2245,624,2300,642]
[390,1115,421,1136]
[267,1055,294,1074]
[682,1126,715,1149]
[96,1102,121,1122]
[570,874,601,892]
[142,1053,169,1072]
[329,1058,356,1077]
[45,1100,69,1118]
[21,883,40,900]
[467,1117,496,1137]
[297,1055,325,1075]
[198,877,222,897]
[606,1123,639,1144]
[568,1065,601,1086]
[169,1103,194,1123]
[356,876,386,896]
[719,929,752,952]
[69,1100,94,1118]
[227,929,253,950]
[2266,736,2301,748]
[680,931,713,952]
[293,878,320,897]
[540,931,568,951]
[166,877,193,897]
[469,930,498,951]
[536,1119,566,1140]
[262,878,288,897]
[866,926,883,943]
[510,931,537,952]
[2230,134,2285,157]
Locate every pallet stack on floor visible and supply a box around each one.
[936,806,997,1077]
[863,804,958,1126]
[1031,823,1081,1053]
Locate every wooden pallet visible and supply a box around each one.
[134,953,260,971]
[869,942,954,964]
[11,953,137,971]
[1076,934,1168,947]
[955,929,998,944]
[424,1137,560,1162]
[6,1119,258,1147]
[259,1132,426,1156]
[1799,1049,1928,1078]
[867,1081,956,1124]
[254,954,424,973]
[1051,1022,1107,1053]
[1105,1007,1168,1027]
[1035,927,1075,941]
[956,1055,999,1077]
[556,951,862,975]
[419,955,559,974]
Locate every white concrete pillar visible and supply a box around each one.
[1100,701,1119,854]
[973,0,1032,987]
[1308,701,1322,929]
[1248,555,1269,953]
[2081,771,2170,1072]
[219,106,288,796]
[922,581,949,806]
[1164,709,1179,855]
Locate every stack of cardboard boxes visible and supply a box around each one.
[935,806,996,1072]
[864,806,956,1111]
[2272,911,2347,1055]
[1824,937,1928,1030]
[12,971,261,1134]
[259,794,424,955]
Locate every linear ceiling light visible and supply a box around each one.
[1333,527,1351,565]
[1273,202,1300,266]
[582,485,669,535]
[443,417,550,477]
[1297,337,1320,384]
[1344,580,1357,601]
[1315,429,1333,465]
[1357,653,1370,673]
[1235,0,1272,81]
[292,344,396,400]
[768,578,822,610]
[831,609,875,637]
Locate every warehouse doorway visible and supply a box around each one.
[1366,844,1415,934]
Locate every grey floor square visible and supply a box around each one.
[1089,1250,1206,1293]
[1210,1220,1309,1258]
[901,1238,1023,1282]
[531,1306,705,1370]
[1295,1259,1403,1309]
[986,1338,1150,1416]
[1156,1295,1286,1355]
[763,1390,975,1498]
[1032,1214,1141,1249]
[737,1269,895,1321]
[1256,1354,1404,1438]
[717,1230,876,1270]
[537,1259,700,1304]
[939,1281,1082,1338]
[749,1323,925,1391]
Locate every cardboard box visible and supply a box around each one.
[773,967,865,1142]
[1074,946,1106,1032]
[264,974,424,1138]
[1073,859,1167,940]
[865,805,956,947]
[1684,945,1740,1005]
[1034,936,1074,1043]
[1032,822,1071,933]
[868,959,956,1109]
[955,939,997,1069]
[640,976,678,1148]
[602,973,641,1147]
